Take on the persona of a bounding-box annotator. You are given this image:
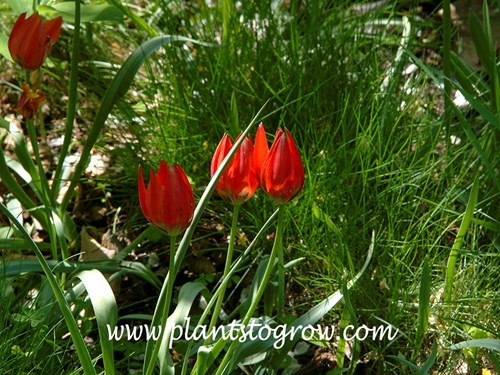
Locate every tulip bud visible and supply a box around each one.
[211,133,258,205]
[138,160,195,237]
[8,12,62,71]
[260,128,304,205]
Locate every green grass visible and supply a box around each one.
[1,0,499,373]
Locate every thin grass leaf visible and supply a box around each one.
[450,52,489,97]
[444,175,480,305]
[447,68,500,131]
[406,50,500,190]
[76,269,118,375]
[415,260,431,354]
[451,106,499,190]
[469,11,494,78]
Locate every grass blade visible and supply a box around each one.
[444,175,479,305]
[415,260,431,355]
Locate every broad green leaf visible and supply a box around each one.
[0,35,11,63]
[77,270,118,375]
[0,237,51,250]
[105,0,157,36]
[186,209,279,375]
[448,339,500,352]
[6,197,23,227]
[444,175,480,304]
[39,3,124,23]
[203,231,374,372]
[157,282,207,374]
[6,121,42,193]
[6,0,31,14]
[257,231,373,370]
[387,341,437,374]
[194,231,374,374]
[0,259,161,288]
[0,142,49,229]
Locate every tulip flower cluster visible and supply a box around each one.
[138,124,304,235]
[211,123,304,205]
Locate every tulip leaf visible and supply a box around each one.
[76,269,118,375]
[39,3,124,23]
[0,259,162,288]
[447,338,500,352]
[157,282,208,374]
[0,35,12,63]
[6,0,31,14]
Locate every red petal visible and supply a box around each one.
[253,123,269,181]
[138,166,150,220]
[45,17,62,43]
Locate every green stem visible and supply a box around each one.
[144,235,177,375]
[24,82,60,266]
[24,70,54,209]
[53,0,80,203]
[215,206,284,375]
[276,205,285,317]
[206,204,240,341]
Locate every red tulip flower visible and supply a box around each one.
[8,12,62,71]
[138,160,195,236]
[211,133,258,205]
[260,128,304,205]
[16,82,46,119]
